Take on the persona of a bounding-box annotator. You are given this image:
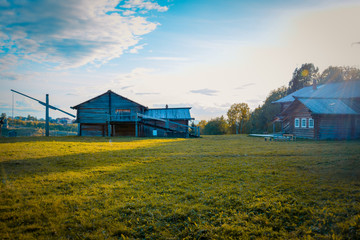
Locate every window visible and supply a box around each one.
[308,118,314,128]
[294,118,300,128]
[115,109,131,114]
[301,118,307,128]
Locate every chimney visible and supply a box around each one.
[312,79,317,90]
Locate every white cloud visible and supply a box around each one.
[0,72,23,81]
[235,83,256,90]
[0,0,166,69]
[146,57,189,61]
[129,43,147,54]
[189,103,228,120]
[121,0,168,13]
[190,89,219,96]
[0,55,18,71]
[122,10,136,16]
[113,67,155,83]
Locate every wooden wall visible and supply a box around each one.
[285,101,315,139]
[77,94,110,124]
[76,91,145,125]
[317,115,360,140]
[80,124,107,137]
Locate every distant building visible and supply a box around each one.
[273,80,360,140]
[71,90,199,137]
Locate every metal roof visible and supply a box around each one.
[145,108,193,120]
[274,80,360,103]
[297,98,358,115]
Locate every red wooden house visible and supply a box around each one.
[71,90,199,137]
[273,80,360,140]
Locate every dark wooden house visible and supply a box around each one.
[273,80,360,140]
[71,90,199,137]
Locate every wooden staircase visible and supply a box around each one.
[111,113,200,137]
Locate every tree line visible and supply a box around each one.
[198,65,360,135]
[0,113,77,132]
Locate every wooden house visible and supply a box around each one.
[71,90,199,137]
[273,80,360,140]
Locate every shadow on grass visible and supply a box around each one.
[0,136,157,143]
[0,138,189,180]
[1,136,360,239]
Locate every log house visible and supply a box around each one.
[273,80,360,140]
[71,90,199,137]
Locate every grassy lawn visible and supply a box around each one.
[0,135,359,239]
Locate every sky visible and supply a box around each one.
[1,0,360,121]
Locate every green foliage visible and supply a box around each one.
[203,116,228,135]
[0,136,359,239]
[7,118,77,132]
[0,113,5,125]
[197,120,207,135]
[319,66,360,84]
[249,86,288,133]
[227,103,250,134]
[287,63,319,94]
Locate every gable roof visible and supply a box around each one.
[71,90,147,109]
[274,80,360,104]
[297,98,359,115]
[145,107,193,120]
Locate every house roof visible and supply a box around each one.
[297,98,359,115]
[145,108,193,120]
[71,90,147,109]
[274,80,360,104]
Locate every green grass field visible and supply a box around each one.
[0,135,359,239]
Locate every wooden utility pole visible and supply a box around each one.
[45,94,49,137]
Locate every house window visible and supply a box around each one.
[301,118,307,128]
[309,118,314,128]
[115,109,131,114]
[294,118,300,128]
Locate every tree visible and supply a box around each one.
[203,116,227,135]
[0,113,5,126]
[0,113,5,137]
[198,120,207,135]
[227,103,250,134]
[249,86,288,133]
[250,106,266,133]
[287,63,319,94]
[319,66,360,84]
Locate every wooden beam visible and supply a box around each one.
[135,120,138,137]
[45,94,49,137]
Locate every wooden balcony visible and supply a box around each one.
[110,113,200,137]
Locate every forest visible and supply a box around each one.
[198,64,360,135]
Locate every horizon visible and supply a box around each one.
[1,0,359,121]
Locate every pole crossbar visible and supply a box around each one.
[10,89,76,137]
[10,89,75,118]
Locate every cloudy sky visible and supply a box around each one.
[1,0,359,120]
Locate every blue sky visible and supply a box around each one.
[1,0,360,120]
